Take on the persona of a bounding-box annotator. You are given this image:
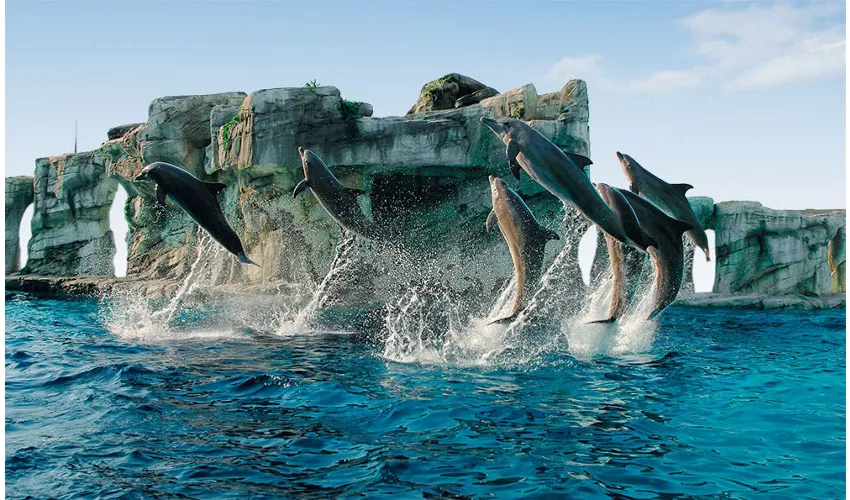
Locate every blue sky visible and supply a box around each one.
[7,0,847,284]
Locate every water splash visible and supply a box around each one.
[102,229,285,342]
[380,208,661,366]
[276,230,359,335]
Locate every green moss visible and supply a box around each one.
[341,99,363,120]
[220,112,242,151]
[510,102,525,120]
[305,79,319,88]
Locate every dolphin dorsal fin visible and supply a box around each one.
[671,183,694,195]
[204,181,228,194]
[564,151,593,169]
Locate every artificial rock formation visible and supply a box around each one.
[712,202,845,296]
[8,75,844,313]
[25,152,119,277]
[13,80,592,317]
[407,74,498,114]
[5,177,34,274]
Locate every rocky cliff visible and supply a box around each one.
[5,75,845,311]
[9,77,593,315]
[5,176,34,274]
[710,202,845,296]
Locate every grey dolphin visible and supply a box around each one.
[480,116,631,246]
[591,183,658,323]
[617,188,693,319]
[487,176,560,323]
[293,148,378,239]
[617,152,710,262]
[135,162,258,265]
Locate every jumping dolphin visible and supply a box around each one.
[617,188,693,319]
[135,162,258,265]
[487,176,560,323]
[617,152,710,262]
[480,116,631,246]
[293,148,378,239]
[591,183,657,323]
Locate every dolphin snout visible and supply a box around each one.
[298,147,305,158]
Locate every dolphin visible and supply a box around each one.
[487,176,560,323]
[617,152,710,262]
[135,162,258,265]
[617,188,693,320]
[591,183,658,323]
[480,116,631,246]
[293,148,378,239]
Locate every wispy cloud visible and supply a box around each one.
[545,1,845,93]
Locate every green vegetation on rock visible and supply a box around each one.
[220,112,242,151]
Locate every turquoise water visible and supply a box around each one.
[5,292,846,498]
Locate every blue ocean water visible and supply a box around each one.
[5,292,846,499]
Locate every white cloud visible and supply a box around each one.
[627,68,705,93]
[545,55,603,82]
[544,2,845,93]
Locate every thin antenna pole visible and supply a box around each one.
[74,120,78,153]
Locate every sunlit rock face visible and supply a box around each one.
[25,152,119,277]
[5,176,34,274]
[712,202,845,296]
[407,73,498,114]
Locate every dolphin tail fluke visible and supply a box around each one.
[238,253,261,267]
[293,179,309,198]
[487,313,518,326]
[588,317,617,324]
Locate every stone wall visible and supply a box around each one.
[5,176,34,274]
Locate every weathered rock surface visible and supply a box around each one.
[25,152,118,277]
[142,92,247,177]
[675,292,845,311]
[712,202,845,296]
[107,123,144,141]
[407,73,497,115]
[5,176,34,274]
[829,226,845,292]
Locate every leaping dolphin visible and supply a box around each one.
[293,148,379,239]
[480,116,631,246]
[617,152,710,262]
[487,176,560,324]
[135,162,258,265]
[617,188,693,320]
[591,183,657,323]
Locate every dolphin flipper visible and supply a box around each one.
[293,179,309,198]
[237,253,261,267]
[486,210,498,233]
[203,181,228,194]
[506,139,521,179]
[564,152,593,169]
[155,184,168,206]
